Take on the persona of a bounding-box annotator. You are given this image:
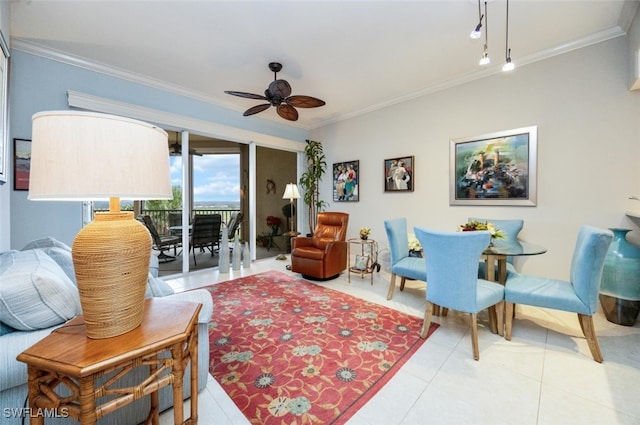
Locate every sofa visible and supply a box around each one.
[0,237,213,425]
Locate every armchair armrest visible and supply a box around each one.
[292,236,314,249]
[323,240,347,264]
[164,289,213,324]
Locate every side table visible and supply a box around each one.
[17,298,202,425]
[348,238,376,285]
[260,231,283,251]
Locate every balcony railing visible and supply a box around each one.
[95,208,241,238]
[144,209,240,235]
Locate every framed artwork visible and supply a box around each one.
[333,160,359,202]
[384,156,414,192]
[0,31,9,184]
[13,139,31,191]
[450,126,537,206]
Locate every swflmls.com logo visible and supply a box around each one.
[3,407,70,418]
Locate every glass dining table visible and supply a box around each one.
[481,239,546,336]
[481,239,547,284]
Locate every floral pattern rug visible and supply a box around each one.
[204,270,438,424]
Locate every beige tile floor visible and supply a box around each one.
[159,256,640,425]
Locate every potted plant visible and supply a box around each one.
[299,139,328,235]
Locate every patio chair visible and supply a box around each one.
[190,214,222,265]
[140,215,182,263]
[168,212,183,236]
[226,212,243,240]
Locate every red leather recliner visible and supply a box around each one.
[291,212,349,280]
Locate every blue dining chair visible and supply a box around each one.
[384,218,427,300]
[469,217,523,277]
[504,225,613,362]
[415,227,505,361]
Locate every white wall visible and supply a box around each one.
[312,36,640,280]
[0,1,9,251]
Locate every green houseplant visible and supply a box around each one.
[299,139,328,235]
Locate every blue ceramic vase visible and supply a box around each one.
[599,228,640,326]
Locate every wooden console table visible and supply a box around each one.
[17,298,201,425]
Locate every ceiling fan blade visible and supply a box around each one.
[286,95,326,108]
[243,104,271,116]
[169,142,181,155]
[225,91,268,100]
[277,104,299,121]
[268,80,292,98]
[169,142,202,156]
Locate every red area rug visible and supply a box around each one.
[203,270,438,424]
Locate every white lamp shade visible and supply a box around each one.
[282,183,300,200]
[29,111,172,201]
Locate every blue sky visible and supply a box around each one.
[170,154,240,203]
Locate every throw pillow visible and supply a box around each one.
[353,255,369,271]
[21,238,76,285]
[39,247,76,286]
[0,250,81,331]
[21,236,72,252]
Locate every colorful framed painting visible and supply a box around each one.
[13,138,31,191]
[333,160,359,202]
[450,126,537,206]
[384,156,414,192]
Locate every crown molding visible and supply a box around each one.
[66,90,303,152]
[310,26,627,129]
[11,38,308,131]
[12,26,627,132]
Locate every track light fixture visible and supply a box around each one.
[502,0,515,72]
[478,1,490,65]
[470,0,484,39]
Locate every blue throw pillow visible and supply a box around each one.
[21,236,72,252]
[0,250,81,331]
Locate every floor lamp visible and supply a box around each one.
[29,111,172,338]
[282,183,300,238]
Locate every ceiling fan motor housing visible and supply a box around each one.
[225,62,325,121]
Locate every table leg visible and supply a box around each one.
[190,324,199,423]
[78,376,97,425]
[149,357,160,425]
[497,260,507,284]
[347,242,351,283]
[485,258,496,286]
[26,366,44,425]
[483,255,506,336]
[171,343,185,425]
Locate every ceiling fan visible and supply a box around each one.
[225,62,325,121]
[168,132,202,156]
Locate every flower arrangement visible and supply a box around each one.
[266,216,282,227]
[408,233,422,251]
[266,216,281,235]
[359,227,371,240]
[458,220,505,240]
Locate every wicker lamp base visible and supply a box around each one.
[72,211,151,339]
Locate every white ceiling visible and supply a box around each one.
[8,1,637,130]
